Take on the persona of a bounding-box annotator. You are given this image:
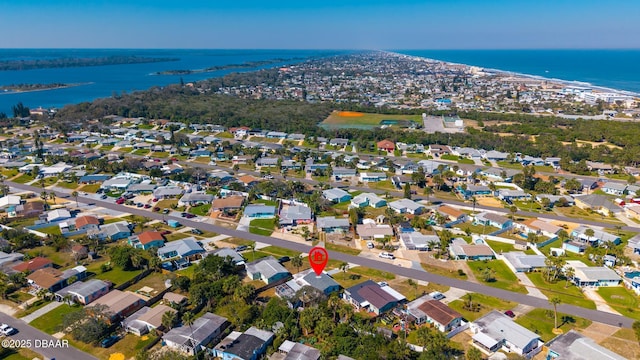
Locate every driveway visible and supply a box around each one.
[583,288,622,315]
[515,273,548,300]
[20,301,63,324]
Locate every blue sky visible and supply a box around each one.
[1,0,638,49]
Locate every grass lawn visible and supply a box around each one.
[449,293,516,321]
[27,246,74,267]
[67,333,158,360]
[321,111,420,127]
[152,151,169,158]
[1,348,42,360]
[421,263,468,280]
[224,238,255,247]
[600,329,640,360]
[514,200,543,212]
[496,161,523,170]
[325,242,361,256]
[260,246,301,258]
[30,304,81,334]
[118,147,133,153]
[527,272,596,309]
[57,181,79,190]
[515,308,592,342]
[554,206,623,225]
[368,180,397,191]
[249,218,276,236]
[156,199,177,209]
[350,266,395,280]
[99,145,114,151]
[189,203,211,216]
[78,183,101,193]
[485,240,518,253]
[1,168,19,178]
[217,131,233,138]
[87,261,143,287]
[6,216,36,229]
[8,291,33,303]
[132,149,150,156]
[164,232,190,241]
[242,250,270,262]
[597,286,640,320]
[12,173,35,184]
[466,260,527,293]
[38,225,62,236]
[333,266,394,288]
[126,272,168,294]
[454,221,500,236]
[14,299,51,318]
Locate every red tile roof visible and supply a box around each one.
[75,215,99,229]
[12,257,52,272]
[138,231,165,245]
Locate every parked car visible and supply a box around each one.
[144,204,151,209]
[136,203,144,208]
[263,174,274,180]
[152,198,159,202]
[379,252,395,260]
[184,213,196,219]
[115,198,125,204]
[504,310,516,318]
[0,323,17,336]
[162,209,170,214]
[429,291,445,301]
[191,229,203,235]
[367,242,375,249]
[153,207,160,212]
[100,335,119,348]
[235,245,248,252]
[180,212,187,217]
[278,256,290,263]
[160,230,172,235]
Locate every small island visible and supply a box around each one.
[154,58,301,75]
[0,55,178,71]
[0,82,90,94]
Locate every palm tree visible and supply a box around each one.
[564,267,575,288]
[48,192,56,206]
[40,191,48,206]
[162,310,177,331]
[471,196,477,213]
[407,279,418,299]
[72,191,79,207]
[339,261,349,279]
[423,186,434,203]
[509,205,518,221]
[181,312,196,353]
[549,296,561,329]
[291,255,303,273]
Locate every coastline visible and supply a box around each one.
[0,82,94,95]
[389,50,640,97]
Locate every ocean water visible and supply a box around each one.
[396,49,640,94]
[0,49,342,115]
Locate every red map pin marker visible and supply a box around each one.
[309,246,328,276]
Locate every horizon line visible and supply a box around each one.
[1,47,640,51]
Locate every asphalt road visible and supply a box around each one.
[7,180,635,329]
[0,312,97,360]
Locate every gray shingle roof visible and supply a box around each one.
[546,330,625,360]
[163,312,228,346]
[473,310,539,350]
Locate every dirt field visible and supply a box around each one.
[321,110,421,127]
[549,220,580,232]
[476,197,504,208]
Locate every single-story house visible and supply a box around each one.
[359,172,388,183]
[246,256,291,285]
[322,188,352,203]
[458,185,492,200]
[517,218,562,238]
[210,247,245,266]
[158,238,205,261]
[388,198,425,215]
[399,232,440,251]
[0,195,21,210]
[153,186,184,199]
[243,204,276,219]
[563,240,588,254]
[128,231,165,250]
[14,201,45,218]
[213,326,274,360]
[473,212,512,230]
[333,167,357,180]
[276,269,341,302]
[535,194,574,207]
[27,265,87,292]
[343,280,405,315]
[470,310,543,359]
[351,193,387,209]
[316,216,350,233]
[376,139,395,152]
[178,192,214,207]
[211,196,245,213]
[574,194,620,216]
[163,312,229,356]
[601,182,627,196]
[89,289,146,323]
[123,304,177,336]
[78,174,111,184]
[501,252,547,272]
[406,295,463,332]
[100,177,134,191]
[496,189,530,202]
[272,340,321,360]
[12,257,53,273]
[356,222,394,241]
[47,208,71,223]
[571,225,621,246]
[162,292,188,307]
[75,215,100,231]
[102,222,132,241]
[54,279,110,305]
[279,205,313,227]
[546,330,625,360]
[436,205,467,223]
[567,261,621,287]
[449,239,495,261]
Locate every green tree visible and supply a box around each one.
[633,321,640,344]
[162,310,178,331]
[291,255,303,273]
[404,183,412,199]
[71,191,79,207]
[465,347,483,360]
[481,267,496,282]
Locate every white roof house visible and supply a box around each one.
[388,198,425,215]
[399,232,440,251]
[47,208,71,223]
[470,310,543,358]
[0,195,21,209]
